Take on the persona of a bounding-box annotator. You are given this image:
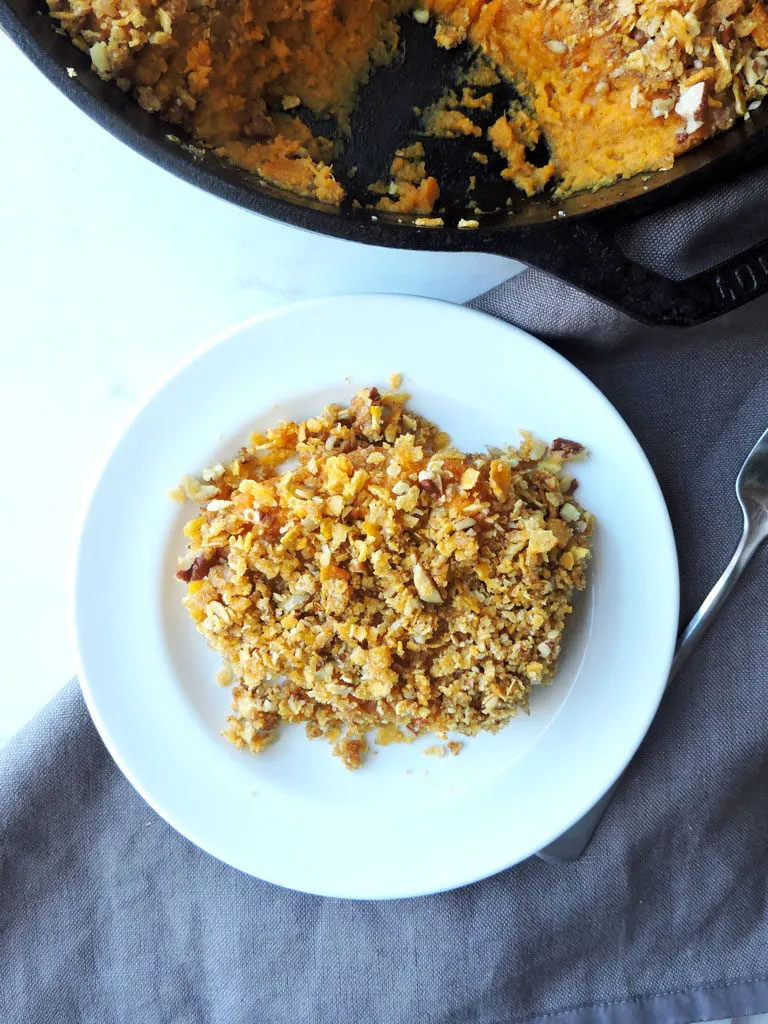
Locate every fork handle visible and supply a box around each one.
[537,521,764,865]
[669,523,763,683]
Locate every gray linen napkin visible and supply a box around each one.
[3,172,768,1024]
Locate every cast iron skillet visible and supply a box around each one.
[5,0,768,325]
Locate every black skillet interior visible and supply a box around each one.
[5,0,768,324]
[322,17,552,217]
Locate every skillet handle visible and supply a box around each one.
[496,212,768,327]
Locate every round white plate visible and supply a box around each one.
[74,294,678,899]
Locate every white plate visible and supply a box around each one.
[74,295,678,899]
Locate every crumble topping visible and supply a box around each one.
[174,383,593,769]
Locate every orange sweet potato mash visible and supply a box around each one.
[48,0,768,210]
[426,0,762,194]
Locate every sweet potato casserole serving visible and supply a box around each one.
[48,0,768,210]
[172,382,593,768]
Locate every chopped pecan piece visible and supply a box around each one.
[418,476,441,497]
[551,437,586,459]
[255,508,281,540]
[176,550,222,583]
[243,115,275,141]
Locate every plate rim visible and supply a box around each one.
[72,293,680,898]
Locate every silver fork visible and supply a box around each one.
[538,424,768,864]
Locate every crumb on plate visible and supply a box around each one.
[174,385,593,768]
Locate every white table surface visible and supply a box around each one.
[2,32,766,1024]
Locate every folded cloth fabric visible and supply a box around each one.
[2,169,768,1024]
